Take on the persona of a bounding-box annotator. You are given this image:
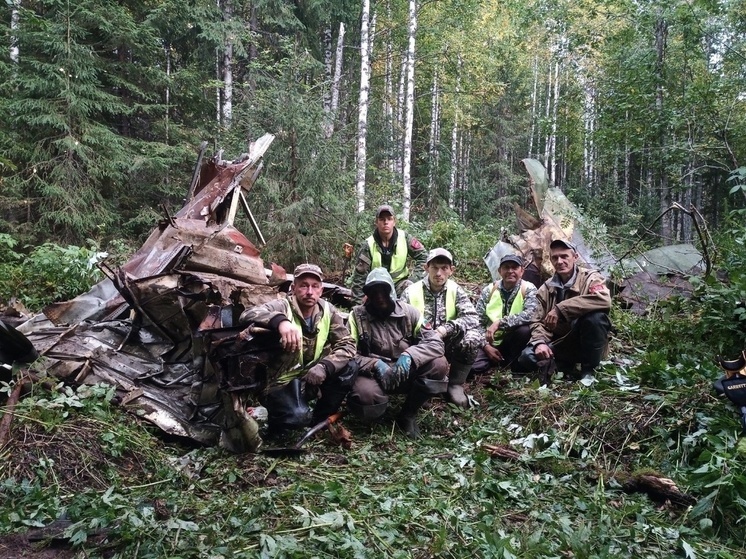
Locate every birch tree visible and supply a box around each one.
[355,0,372,212]
[401,0,417,221]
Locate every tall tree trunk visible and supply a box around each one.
[528,55,539,158]
[10,0,20,63]
[449,55,462,209]
[329,23,345,137]
[355,0,372,212]
[655,16,671,242]
[384,0,394,175]
[428,66,439,202]
[548,58,560,187]
[395,51,406,179]
[322,22,333,138]
[401,0,417,221]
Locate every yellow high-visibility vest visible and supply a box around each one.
[485,283,525,344]
[406,280,458,323]
[276,299,331,384]
[367,233,408,283]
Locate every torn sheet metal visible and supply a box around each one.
[12,135,314,452]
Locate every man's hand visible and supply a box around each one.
[535,343,553,360]
[486,320,500,343]
[436,325,448,339]
[373,359,395,390]
[304,363,327,385]
[483,344,503,363]
[392,354,413,387]
[543,309,560,331]
[277,320,301,352]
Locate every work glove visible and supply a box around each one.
[304,363,327,386]
[391,354,413,388]
[372,359,395,391]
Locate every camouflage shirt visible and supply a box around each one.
[349,228,427,303]
[400,277,481,337]
[475,279,539,331]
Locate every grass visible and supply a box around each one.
[2,356,746,558]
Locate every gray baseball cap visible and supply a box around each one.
[499,254,523,267]
[293,263,324,282]
[549,238,576,252]
[375,204,395,218]
[426,248,454,265]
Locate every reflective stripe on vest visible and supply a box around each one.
[276,299,331,385]
[407,280,458,322]
[367,233,409,283]
[485,283,525,344]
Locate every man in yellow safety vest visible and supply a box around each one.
[350,204,427,303]
[400,248,482,408]
[471,254,539,375]
[239,263,357,432]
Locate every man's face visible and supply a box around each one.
[375,213,395,236]
[426,259,453,290]
[498,261,523,290]
[549,248,578,279]
[366,284,391,309]
[293,275,323,313]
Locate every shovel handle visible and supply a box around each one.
[293,412,344,449]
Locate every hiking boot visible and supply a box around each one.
[396,414,421,439]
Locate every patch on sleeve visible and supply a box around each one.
[409,237,423,250]
[589,283,607,294]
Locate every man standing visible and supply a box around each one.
[347,268,448,438]
[471,254,538,375]
[400,248,482,408]
[350,204,427,303]
[518,239,612,381]
[239,263,357,431]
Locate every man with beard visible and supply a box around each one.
[400,248,482,408]
[347,268,448,438]
[239,263,357,432]
[349,205,427,303]
[518,239,612,382]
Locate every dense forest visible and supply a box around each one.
[1,0,745,275]
[3,2,746,557]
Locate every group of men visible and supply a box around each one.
[238,205,612,440]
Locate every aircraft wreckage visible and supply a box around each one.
[1,134,351,453]
[1,147,708,453]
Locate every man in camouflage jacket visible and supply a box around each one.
[400,248,482,408]
[349,204,427,304]
[471,253,538,375]
[239,264,357,430]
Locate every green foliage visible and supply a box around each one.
[0,241,105,310]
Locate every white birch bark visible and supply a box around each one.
[428,66,439,195]
[10,0,20,63]
[327,22,345,138]
[218,0,233,129]
[395,51,407,178]
[528,55,539,158]
[355,0,372,213]
[384,1,394,175]
[322,23,333,138]
[401,0,417,221]
[449,55,462,209]
[548,59,560,186]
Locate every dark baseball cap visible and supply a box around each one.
[499,254,523,267]
[426,247,453,265]
[549,238,577,252]
[293,263,324,282]
[375,204,395,218]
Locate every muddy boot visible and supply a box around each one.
[445,362,472,408]
[396,389,431,439]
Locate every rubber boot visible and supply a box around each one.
[396,389,431,439]
[347,399,388,422]
[445,362,472,408]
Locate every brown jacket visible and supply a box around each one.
[349,301,445,373]
[239,296,356,377]
[529,266,611,346]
